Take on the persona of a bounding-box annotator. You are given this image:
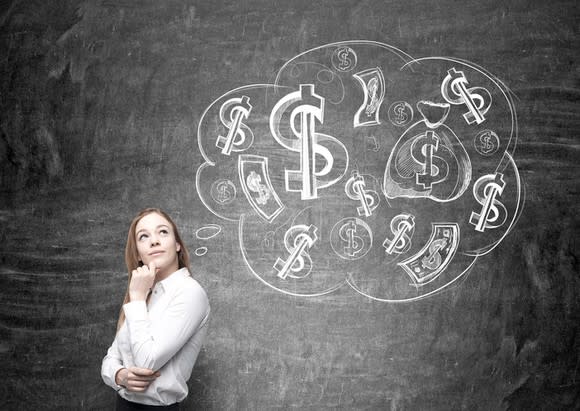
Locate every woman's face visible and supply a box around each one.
[134,212,181,275]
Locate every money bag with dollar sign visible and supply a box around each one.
[383,100,471,203]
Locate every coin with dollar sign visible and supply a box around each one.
[330,217,372,260]
[474,129,500,156]
[210,179,236,205]
[388,101,413,127]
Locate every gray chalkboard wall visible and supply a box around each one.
[1,1,579,410]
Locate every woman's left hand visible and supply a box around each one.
[129,262,156,301]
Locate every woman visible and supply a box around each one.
[101,208,210,410]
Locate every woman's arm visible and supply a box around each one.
[123,278,210,371]
[101,337,126,391]
[101,331,162,392]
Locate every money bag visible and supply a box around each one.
[383,102,471,202]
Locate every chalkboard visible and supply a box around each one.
[1,1,579,410]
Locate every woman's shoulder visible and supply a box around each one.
[177,269,209,300]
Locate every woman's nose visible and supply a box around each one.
[150,235,160,246]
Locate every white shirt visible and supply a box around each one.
[101,268,210,405]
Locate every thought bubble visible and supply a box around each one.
[196,41,522,301]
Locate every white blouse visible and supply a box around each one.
[101,268,210,405]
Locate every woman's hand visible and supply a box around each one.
[129,262,157,301]
[115,366,160,392]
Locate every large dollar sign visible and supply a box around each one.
[270,84,348,200]
[274,224,318,280]
[470,173,508,232]
[383,214,415,255]
[411,130,449,189]
[344,171,380,217]
[421,238,448,270]
[215,95,254,155]
[441,67,492,125]
[339,219,365,258]
[246,171,270,205]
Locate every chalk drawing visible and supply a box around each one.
[194,41,523,302]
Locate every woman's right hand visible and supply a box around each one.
[129,262,157,301]
[115,366,160,392]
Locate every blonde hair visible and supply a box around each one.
[116,208,190,330]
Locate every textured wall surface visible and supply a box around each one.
[0,1,578,409]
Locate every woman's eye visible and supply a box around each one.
[138,234,148,241]
[160,229,169,235]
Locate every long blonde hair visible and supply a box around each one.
[116,208,190,330]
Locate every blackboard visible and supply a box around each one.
[1,1,579,409]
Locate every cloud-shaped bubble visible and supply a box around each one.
[196,41,522,301]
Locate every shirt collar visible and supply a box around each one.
[156,267,190,292]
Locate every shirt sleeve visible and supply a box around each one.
[122,280,210,371]
[101,335,126,392]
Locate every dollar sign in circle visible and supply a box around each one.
[474,129,500,156]
[421,238,448,270]
[383,214,415,255]
[273,224,318,280]
[331,46,357,72]
[211,179,236,204]
[411,130,449,189]
[215,95,254,155]
[470,173,508,232]
[246,171,270,205]
[269,84,348,200]
[388,101,413,127]
[339,219,365,258]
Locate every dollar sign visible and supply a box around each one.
[246,171,270,205]
[338,48,352,71]
[479,130,498,154]
[383,214,415,255]
[339,220,365,258]
[270,84,347,200]
[215,95,254,155]
[470,173,508,232]
[216,182,230,203]
[332,46,357,72]
[421,238,448,270]
[344,171,380,217]
[481,134,494,152]
[394,103,408,124]
[211,179,236,205]
[411,130,449,189]
[274,224,318,280]
[441,67,492,125]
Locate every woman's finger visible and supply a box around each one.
[130,366,157,376]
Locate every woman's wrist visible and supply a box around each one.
[115,368,127,387]
[129,291,147,302]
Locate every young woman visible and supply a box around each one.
[101,208,210,410]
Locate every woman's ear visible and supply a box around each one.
[176,242,181,253]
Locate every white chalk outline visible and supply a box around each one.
[353,67,385,127]
[398,222,460,286]
[238,154,285,223]
[239,214,346,298]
